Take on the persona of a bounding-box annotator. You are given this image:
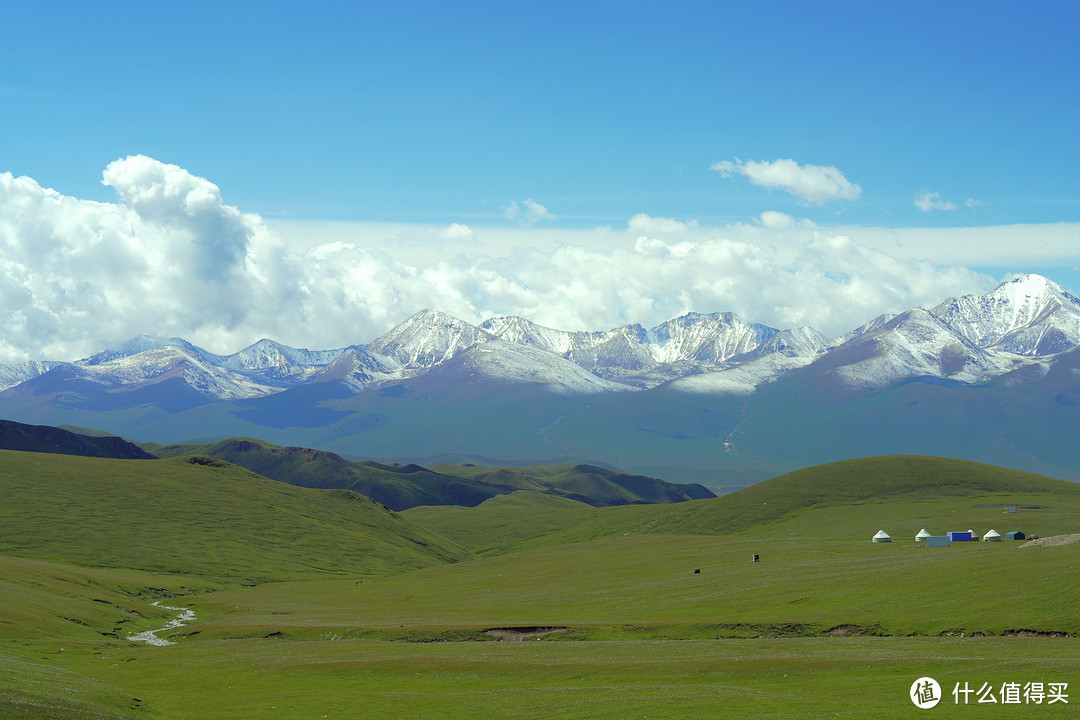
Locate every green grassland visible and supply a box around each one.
[0,449,470,582]
[2,452,1079,718]
[403,455,1080,555]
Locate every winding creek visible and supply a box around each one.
[128,601,197,646]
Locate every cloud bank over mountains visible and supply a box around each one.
[0,155,1043,363]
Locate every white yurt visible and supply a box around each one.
[982,529,1002,542]
[915,528,931,542]
[872,530,892,543]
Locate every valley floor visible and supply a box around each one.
[4,634,1077,719]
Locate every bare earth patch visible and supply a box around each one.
[1020,533,1080,548]
[483,626,568,641]
[1001,629,1070,637]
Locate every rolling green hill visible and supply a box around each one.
[428,461,715,504]
[150,437,509,510]
[149,437,713,509]
[636,454,1080,537]
[404,455,1080,555]
[0,449,471,583]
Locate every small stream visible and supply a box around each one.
[128,601,196,646]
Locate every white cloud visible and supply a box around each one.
[712,157,862,205]
[443,223,474,241]
[5,157,1069,364]
[914,189,957,212]
[0,157,298,362]
[755,210,819,231]
[503,198,554,226]
[627,213,698,234]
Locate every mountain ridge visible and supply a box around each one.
[3,274,1080,486]
[5,274,1076,400]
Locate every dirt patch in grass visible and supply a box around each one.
[1020,533,1080,548]
[1001,629,1070,637]
[483,626,569,641]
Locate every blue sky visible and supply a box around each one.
[1,2,1079,360]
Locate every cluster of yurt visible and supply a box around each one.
[880,528,1024,544]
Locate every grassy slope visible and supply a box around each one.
[0,553,220,719]
[640,454,1080,536]
[232,455,1080,639]
[150,438,507,510]
[189,532,1080,637]
[430,461,714,504]
[5,453,1080,719]
[150,437,712,509]
[0,449,471,583]
[407,455,1080,555]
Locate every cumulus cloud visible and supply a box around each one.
[0,158,1005,363]
[627,213,699,234]
[503,198,554,226]
[712,157,862,205]
[914,189,957,212]
[0,156,299,362]
[754,210,819,231]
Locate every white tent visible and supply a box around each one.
[872,530,892,543]
[983,529,1002,542]
[915,528,931,542]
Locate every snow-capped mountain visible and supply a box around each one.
[0,360,66,393]
[219,339,362,387]
[4,274,1080,486]
[418,339,634,395]
[482,311,798,386]
[0,335,366,397]
[55,345,277,400]
[823,307,1007,391]
[312,349,404,391]
[80,334,209,366]
[931,273,1080,355]
[366,309,495,369]
[2,274,1079,402]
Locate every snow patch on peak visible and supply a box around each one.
[932,273,1080,356]
[368,310,494,369]
[80,345,276,399]
[444,340,635,395]
[479,316,579,355]
[830,308,1005,390]
[80,335,206,366]
[645,312,777,364]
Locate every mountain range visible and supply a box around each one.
[2,273,1079,488]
